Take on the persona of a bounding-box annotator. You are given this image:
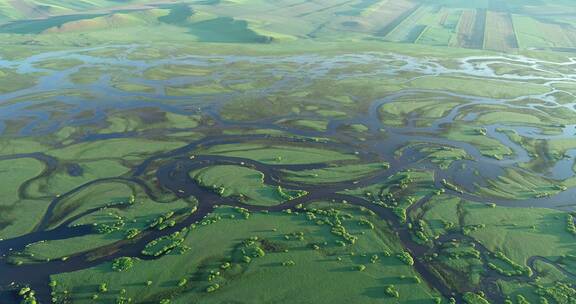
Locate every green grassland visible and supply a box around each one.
[98,110,202,134]
[343,169,438,222]
[281,163,388,184]
[476,168,564,200]
[45,138,187,161]
[143,64,212,80]
[415,194,576,301]
[50,204,442,304]
[0,158,49,240]
[443,123,514,160]
[198,143,358,165]
[46,181,136,229]
[33,58,84,70]
[0,68,40,94]
[13,194,194,264]
[379,94,462,127]
[112,82,156,94]
[463,202,575,267]
[399,143,471,169]
[25,159,130,199]
[191,165,306,206]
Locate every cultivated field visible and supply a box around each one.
[0,0,575,51]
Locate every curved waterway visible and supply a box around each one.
[1,45,576,302]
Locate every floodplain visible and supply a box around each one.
[0,1,575,304]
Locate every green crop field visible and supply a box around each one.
[0,0,575,304]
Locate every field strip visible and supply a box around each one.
[296,0,356,18]
[384,4,431,43]
[455,8,486,49]
[360,0,390,17]
[484,11,518,52]
[374,2,421,37]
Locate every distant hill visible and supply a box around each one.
[1,0,576,51]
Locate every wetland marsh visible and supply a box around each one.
[0,1,576,304]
